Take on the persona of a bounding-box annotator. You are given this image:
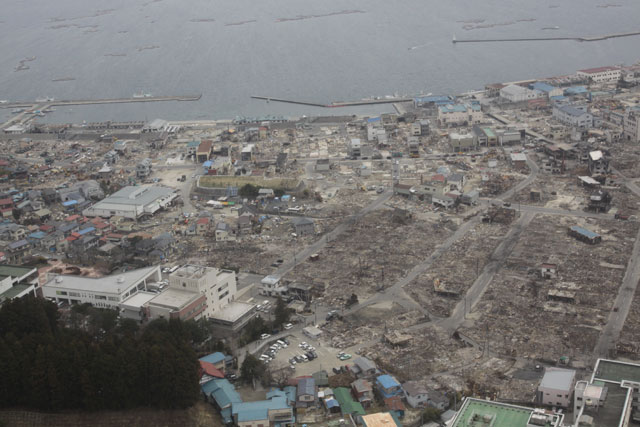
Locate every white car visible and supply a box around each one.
[260,333,271,340]
[284,323,293,330]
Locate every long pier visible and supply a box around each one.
[452,30,640,44]
[0,94,202,109]
[251,95,413,108]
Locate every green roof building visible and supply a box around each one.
[449,398,563,427]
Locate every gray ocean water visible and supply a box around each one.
[0,0,639,124]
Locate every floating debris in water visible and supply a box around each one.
[225,20,257,26]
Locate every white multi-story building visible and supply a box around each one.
[437,103,483,127]
[499,84,541,102]
[577,66,621,83]
[537,367,576,408]
[169,265,236,318]
[42,266,162,309]
[623,107,640,142]
[552,104,594,128]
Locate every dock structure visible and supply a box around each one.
[452,30,640,44]
[1,94,202,130]
[251,95,413,108]
[0,94,202,110]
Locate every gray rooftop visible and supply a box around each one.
[540,367,576,391]
[89,186,175,207]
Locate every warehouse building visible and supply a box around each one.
[82,186,178,219]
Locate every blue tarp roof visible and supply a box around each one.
[377,374,400,389]
[62,200,78,206]
[203,160,213,168]
[200,352,226,364]
[29,231,46,239]
[367,117,381,123]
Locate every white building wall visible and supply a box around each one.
[577,69,621,83]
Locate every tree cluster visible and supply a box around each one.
[0,297,200,411]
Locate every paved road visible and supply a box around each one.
[518,204,613,220]
[437,211,536,333]
[592,168,640,360]
[271,190,393,279]
[593,224,640,360]
[345,215,483,318]
[346,154,540,321]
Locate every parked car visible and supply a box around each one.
[260,333,271,340]
[284,323,293,330]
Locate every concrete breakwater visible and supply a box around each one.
[452,30,640,44]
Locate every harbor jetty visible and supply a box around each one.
[452,30,640,44]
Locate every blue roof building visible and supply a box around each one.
[376,375,403,399]
[200,352,226,365]
[232,396,293,427]
[201,379,242,424]
[568,225,601,244]
[77,227,95,236]
[297,377,317,407]
[564,86,588,96]
[414,95,454,106]
[28,231,46,240]
[439,104,468,114]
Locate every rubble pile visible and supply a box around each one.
[461,215,638,363]
[407,222,511,317]
[284,209,453,299]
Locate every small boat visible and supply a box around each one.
[35,96,54,102]
[11,108,23,114]
[133,91,153,98]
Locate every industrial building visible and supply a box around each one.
[576,66,621,83]
[500,84,541,102]
[82,186,178,219]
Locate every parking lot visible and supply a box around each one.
[259,332,353,376]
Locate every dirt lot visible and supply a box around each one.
[283,208,455,302]
[460,214,639,364]
[407,221,513,317]
[0,401,222,427]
